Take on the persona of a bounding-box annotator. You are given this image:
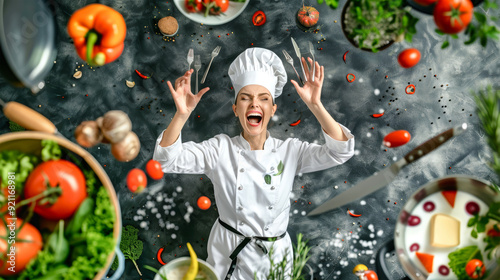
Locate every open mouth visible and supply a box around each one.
[246,111,263,127]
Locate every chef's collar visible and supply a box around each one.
[238,131,273,151]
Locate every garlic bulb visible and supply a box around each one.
[74,121,103,148]
[111,131,141,162]
[101,110,132,143]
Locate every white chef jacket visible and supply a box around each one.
[153,125,355,280]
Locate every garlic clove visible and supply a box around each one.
[101,110,132,144]
[111,131,141,162]
[73,71,82,79]
[126,80,135,88]
[74,120,103,148]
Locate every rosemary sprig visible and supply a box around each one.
[258,233,312,280]
[474,86,500,175]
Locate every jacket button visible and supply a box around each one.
[238,185,243,190]
[238,206,243,210]
[268,206,273,210]
[240,168,245,173]
[264,226,269,231]
[270,186,275,190]
[272,149,276,153]
[239,222,244,226]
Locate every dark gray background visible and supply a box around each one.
[0,0,499,279]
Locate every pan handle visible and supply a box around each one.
[3,101,57,134]
[376,239,411,280]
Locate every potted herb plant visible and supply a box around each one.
[339,0,419,52]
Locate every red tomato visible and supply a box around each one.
[398,48,421,68]
[197,196,211,210]
[297,6,320,28]
[365,270,379,280]
[413,0,438,5]
[383,130,411,148]
[433,0,473,34]
[0,218,43,275]
[487,227,500,237]
[127,168,147,193]
[146,160,164,180]
[465,259,485,279]
[24,160,87,220]
[204,0,229,15]
[252,11,266,26]
[185,0,203,13]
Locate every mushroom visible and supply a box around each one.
[100,110,132,144]
[95,117,109,144]
[111,131,140,162]
[74,120,103,148]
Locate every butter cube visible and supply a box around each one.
[430,214,460,248]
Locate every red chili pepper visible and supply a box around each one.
[372,112,384,118]
[252,11,266,26]
[343,51,349,64]
[135,69,150,79]
[348,209,362,217]
[405,84,416,94]
[289,118,301,127]
[346,73,355,83]
[157,247,166,265]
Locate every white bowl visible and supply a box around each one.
[153,257,220,280]
[173,0,249,25]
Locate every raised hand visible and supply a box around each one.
[167,69,210,115]
[290,57,324,107]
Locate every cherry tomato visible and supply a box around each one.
[252,11,266,26]
[185,0,203,13]
[24,160,87,220]
[0,218,43,275]
[365,270,379,280]
[383,130,411,148]
[197,196,211,210]
[465,259,485,279]
[487,227,500,237]
[413,0,438,5]
[398,48,421,68]
[146,159,164,180]
[433,0,473,34]
[127,168,147,193]
[204,0,229,16]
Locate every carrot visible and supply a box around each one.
[416,252,434,273]
[442,190,457,208]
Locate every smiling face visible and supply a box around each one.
[232,84,277,139]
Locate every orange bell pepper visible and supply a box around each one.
[67,4,126,66]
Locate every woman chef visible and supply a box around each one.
[153,48,355,279]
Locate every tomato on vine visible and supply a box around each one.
[185,0,203,13]
[204,0,229,16]
[433,0,473,34]
[465,259,485,279]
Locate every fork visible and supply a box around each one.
[187,48,194,71]
[194,55,201,94]
[201,46,221,84]
[308,41,315,82]
[282,50,304,85]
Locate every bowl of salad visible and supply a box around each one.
[0,105,124,280]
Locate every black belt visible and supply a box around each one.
[218,219,286,280]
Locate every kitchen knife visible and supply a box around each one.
[307,123,468,216]
[291,37,307,82]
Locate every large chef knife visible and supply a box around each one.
[291,37,307,82]
[307,123,468,216]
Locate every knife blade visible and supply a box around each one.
[307,123,468,216]
[308,41,315,82]
[291,37,307,82]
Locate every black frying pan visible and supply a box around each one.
[0,0,57,93]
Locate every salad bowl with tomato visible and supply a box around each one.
[0,104,125,280]
[174,0,249,25]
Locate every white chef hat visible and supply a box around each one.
[228,48,287,102]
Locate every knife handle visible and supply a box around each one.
[403,123,467,164]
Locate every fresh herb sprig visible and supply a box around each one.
[111,225,144,276]
[257,233,311,280]
[317,0,340,9]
